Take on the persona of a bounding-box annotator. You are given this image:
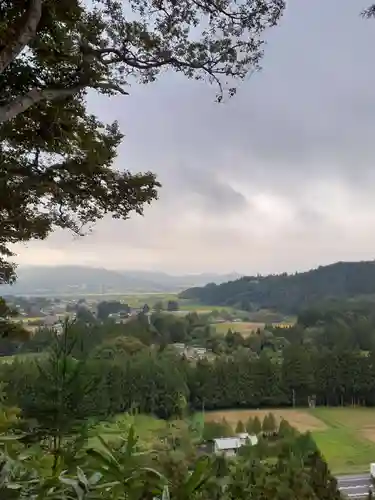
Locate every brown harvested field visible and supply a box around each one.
[205,409,327,432]
[213,321,265,336]
[361,428,375,443]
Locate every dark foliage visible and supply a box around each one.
[4,304,375,421]
[180,261,375,313]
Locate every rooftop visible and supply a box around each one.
[213,433,258,450]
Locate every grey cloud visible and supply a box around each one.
[177,165,249,214]
[12,0,375,273]
[120,0,375,190]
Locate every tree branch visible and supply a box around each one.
[91,82,129,95]
[0,0,43,74]
[0,80,128,124]
[0,86,84,124]
[362,4,375,17]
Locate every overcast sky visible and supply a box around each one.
[12,0,375,274]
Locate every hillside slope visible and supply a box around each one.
[2,266,240,295]
[179,261,375,313]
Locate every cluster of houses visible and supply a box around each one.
[107,308,149,324]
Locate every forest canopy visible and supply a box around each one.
[180,261,375,313]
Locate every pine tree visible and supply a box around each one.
[236,420,245,433]
[307,451,341,500]
[262,414,272,435]
[279,418,295,438]
[253,416,262,435]
[268,412,277,434]
[23,320,92,473]
[246,417,255,434]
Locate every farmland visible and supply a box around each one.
[86,407,375,473]
[118,294,237,314]
[213,321,265,336]
[205,407,375,474]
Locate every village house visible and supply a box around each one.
[212,433,258,457]
[172,343,208,360]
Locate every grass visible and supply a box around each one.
[89,413,194,451]
[312,428,375,474]
[89,413,167,449]
[310,407,375,473]
[204,407,375,474]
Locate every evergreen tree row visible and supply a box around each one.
[3,342,375,421]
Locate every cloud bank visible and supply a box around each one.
[13,0,375,274]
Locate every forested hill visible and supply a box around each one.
[179,261,375,313]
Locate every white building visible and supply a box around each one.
[212,433,258,457]
[172,343,208,360]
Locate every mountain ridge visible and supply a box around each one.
[1,265,240,295]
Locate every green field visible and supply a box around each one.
[113,293,178,308]
[88,413,198,453]
[310,407,375,474]
[74,293,226,312]
[120,294,237,313]
[89,413,167,449]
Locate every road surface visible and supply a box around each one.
[336,474,372,498]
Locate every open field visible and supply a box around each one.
[213,321,266,336]
[90,414,167,449]
[178,301,236,313]
[89,413,195,451]
[310,408,375,474]
[60,292,233,312]
[115,293,178,308]
[205,408,327,432]
[120,295,238,313]
[205,407,375,474]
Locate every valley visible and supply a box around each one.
[4,261,375,497]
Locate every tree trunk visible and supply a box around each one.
[0,0,43,74]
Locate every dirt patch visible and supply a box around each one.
[205,409,327,432]
[361,427,375,443]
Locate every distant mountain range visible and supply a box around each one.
[180,260,375,313]
[1,266,241,296]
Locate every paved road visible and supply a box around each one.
[336,474,372,498]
